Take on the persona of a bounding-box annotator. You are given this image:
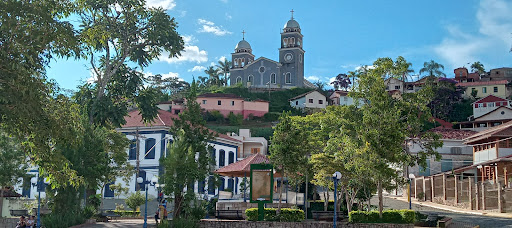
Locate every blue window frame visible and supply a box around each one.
[145,138,156,159]
[208,176,215,195]
[104,181,115,197]
[228,151,235,164]
[441,159,453,172]
[198,180,205,193]
[211,148,216,161]
[219,178,225,191]
[228,178,234,191]
[129,139,136,160]
[419,160,430,176]
[219,150,225,167]
[136,171,146,191]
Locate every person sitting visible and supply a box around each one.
[26,216,35,228]
[154,207,160,225]
[16,216,27,228]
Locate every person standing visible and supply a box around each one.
[26,216,35,228]
[16,216,27,228]
[154,206,160,225]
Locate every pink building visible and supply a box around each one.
[162,93,269,119]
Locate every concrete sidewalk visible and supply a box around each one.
[391,195,512,219]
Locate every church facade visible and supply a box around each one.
[229,12,311,89]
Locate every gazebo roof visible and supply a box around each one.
[214,153,270,177]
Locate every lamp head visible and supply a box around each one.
[408,173,415,179]
[137,177,143,184]
[30,177,37,185]
[43,177,51,184]
[477,165,483,169]
[151,176,158,185]
[333,171,342,180]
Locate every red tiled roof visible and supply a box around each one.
[456,80,508,87]
[473,95,509,104]
[214,153,270,177]
[464,120,512,144]
[428,128,477,140]
[288,90,323,101]
[198,93,244,99]
[122,110,241,142]
[123,109,177,128]
[432,118,453,129]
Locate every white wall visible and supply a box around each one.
[474,149,497,164]
[304,91,327,109]
[290,97,306,109]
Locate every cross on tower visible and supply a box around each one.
[290,9,294,19]
[242,30,246,40]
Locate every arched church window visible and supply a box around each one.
[271,73,276,84]
[283,38,288,47]
[285,72,292,84]
[248,75,253,82]
[234,58,238,67]
[299,54,302,63]
[298,39,301,47]
[236,77,242,84]
[290,37,295,47]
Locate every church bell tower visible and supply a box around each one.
[279,9,305,87]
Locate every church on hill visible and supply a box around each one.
[229,10,314,89]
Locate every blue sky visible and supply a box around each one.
[47,0,512,90]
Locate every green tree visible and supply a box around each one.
[161,80,214,219]
[269,112,311,214]
[0,133,28,216]
[204,66,221,86]
[470,61,485,74]
[77,0,184,125]
[419,60,446,78]
[216,59,231,86]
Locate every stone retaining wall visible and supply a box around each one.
[0,218,18,228]
[200,220,413,228]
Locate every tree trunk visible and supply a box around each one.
[0,188,4,217]
[277,172,284,215]
[378,180,383,218]
[173,193,183,219]
[323,187,329,211]
[345,191,351,213]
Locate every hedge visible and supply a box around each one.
[349,209,415,224]
[245,208,304,222]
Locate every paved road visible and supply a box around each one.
[81,219,157,228]
[372,196,512,228]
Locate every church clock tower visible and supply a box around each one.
[279,10,305,87]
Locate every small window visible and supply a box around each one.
[251,148,260,154]
[259,66,265,73]
[344,97,348,101]
[231,101,235,106]
[478,103,483,108]
[488,102,495,107]
[236,77,242,84]
[270,73,276,84]
[494,87,498,93]
[145,138,156,159]
[202,100,207,104]
[309,99,313,103]
[450,147,462,155]
[219,150,225,167]
[295,101,298,105]
[395,86,400,90]
[285,73,292,84]
[248,75,253,82]
[228,152,235,164]
[482,87,487,93]
[218,100,222,105]
[319,100,323,104]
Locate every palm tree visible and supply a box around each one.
[216,59,231,86]
[470,61,485,74]
[419,60,446,78]
[204,66,220,86]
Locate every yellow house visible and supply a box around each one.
[456,80,509,99]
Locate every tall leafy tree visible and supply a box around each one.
[0,133,28,216]
[470,61,485,74]
[419,60,446,78]
[77,0,184,125]
[204,66,221,86]
[162,80,214,219]
[216,59,231,86]
[330,73,351,91]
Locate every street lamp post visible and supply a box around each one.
[408,173,415,210]
[332,171,341,228]
[137,176,158,228]
[31,175,49,228]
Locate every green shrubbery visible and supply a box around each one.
[110,210,140,217]
[228,112,243,126]
[245,208,305,222]
[348,209,415,224]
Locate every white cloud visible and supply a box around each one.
[306,75,320,81]
[434,0,512,68]
[145,0,176,10]
[158,46,208,64]
[197,19,232,36]
[188,66,206,72]
[225,13,232,20]
[218,56,227,62]
[144,71,184,81]
[182,35,197,45]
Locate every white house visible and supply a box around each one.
[106,109,246,199]
[289,90,327,109]
[472,95,511,118]
[227,129,268,158]
[408,129,476,177]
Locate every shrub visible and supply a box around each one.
[348,209,415,224]
[125,191,145,211]
[228,112,243,126]
[42,211,86,228]
[417,192,425,201]
[245,208,304,222]
[263,112,280,121]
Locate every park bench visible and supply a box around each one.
[98,209,121,222]
[10,209,28,217]
[437,217,452,228]
[311,211,343,221]
[216,210,244,220]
